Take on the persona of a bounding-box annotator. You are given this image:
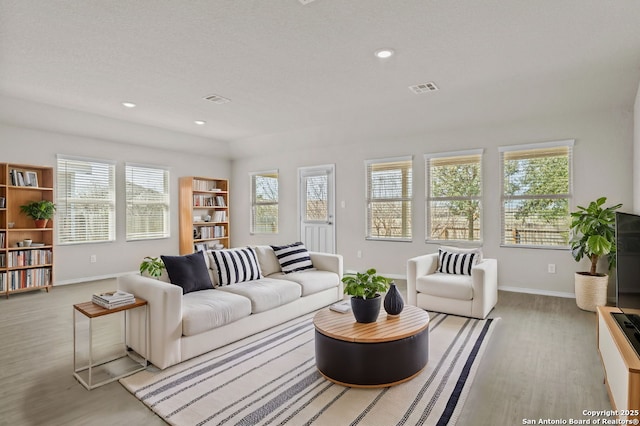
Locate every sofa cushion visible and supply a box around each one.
[437,248,479,276]
[253,245,282,276]
[270,242,314,273]
[416,273,473,300]
[161,251,214,294]
[270,270,339,296]
[216,277,301,313]
[181,289,252,336]
[210,247,263,285]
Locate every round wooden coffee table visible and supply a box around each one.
[313,304,429,388]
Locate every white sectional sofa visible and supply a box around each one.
[118,245,343,369]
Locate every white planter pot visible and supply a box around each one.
[574,272,608,312]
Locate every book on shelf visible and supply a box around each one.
[215,195,226,207]
[213,210,226,222]
[329,300,352,313]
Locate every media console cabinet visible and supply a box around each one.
[597,306,640,419]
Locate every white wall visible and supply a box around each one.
[231,107,634,296]
[635,81,640,212]
[0,121,230,284]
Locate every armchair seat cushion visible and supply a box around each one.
[416,273,473,300]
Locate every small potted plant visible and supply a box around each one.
[570,197,622,311]
[19,200,56,228]
[342,268,392,323]
[139,256,165,279]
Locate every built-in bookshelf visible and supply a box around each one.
[179,177,229,255]
[0,163,54,297]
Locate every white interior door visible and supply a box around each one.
[298,165,336,253]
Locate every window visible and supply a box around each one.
[251,170,278,234]
[57,156,116,244]
[425,150,483,242]
[126,163,170,241]
[365,156,413,241]
[500,140,574,247]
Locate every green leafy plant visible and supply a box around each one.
[139,256,165,279]
[19,200,56,220]
[342,268,392,299]
[570,197,622,276]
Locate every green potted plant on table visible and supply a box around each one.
[342,268,392,323]
[19,200,56,228]
[570,197,622,311]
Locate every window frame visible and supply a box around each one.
[125,162,170,241]
[425,149,483,245]
[56,155,116,245]
[250,170,279,235]
[365,156,413,242]
[499,139,574,249]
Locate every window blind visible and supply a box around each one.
[56,156,116,244]
[425,150,483,242]
[499,140,574,247]
[365,156,413,241]
[251,170,278,234]
[125,163,170,241]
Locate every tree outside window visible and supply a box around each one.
[426,150,482,242]
[365,157,412,241]
[500,140,574,247]
[251,171,278,234]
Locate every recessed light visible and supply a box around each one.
[194,120,206,126]
[122,102,137,108]
[374,49,394,59]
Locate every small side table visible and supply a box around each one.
[73,298,148,390]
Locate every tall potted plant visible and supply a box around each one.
[570,197,622,311]
[342,268,392,323]
[19,200,56,228]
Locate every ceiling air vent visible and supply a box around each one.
[409,82,439,94]
[203,94,231,105]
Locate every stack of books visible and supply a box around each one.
[92,290,135,309]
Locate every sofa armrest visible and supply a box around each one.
[118,273,183,370]
[309,251,343,279]
[406,253,439,305]
[470,258,498,319]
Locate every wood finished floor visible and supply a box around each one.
[0,279,611,426]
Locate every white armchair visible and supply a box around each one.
[407,253,498,319]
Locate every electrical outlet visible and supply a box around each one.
[548,263,556,274]
[90,254,97,263]
[357,250,362,258]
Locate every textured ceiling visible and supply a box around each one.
[1,0,640,157]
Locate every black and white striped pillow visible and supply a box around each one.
[211,247,263,285]
[271,242,314,274]
[437,249,478,275]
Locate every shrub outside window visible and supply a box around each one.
[126,163,170,241]
[57,155,116,244]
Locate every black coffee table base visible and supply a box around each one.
[314,328,429,388]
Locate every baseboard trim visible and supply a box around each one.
[498,285,575,299]
[54,271,137,286]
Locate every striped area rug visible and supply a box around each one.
[120,311,498,426]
